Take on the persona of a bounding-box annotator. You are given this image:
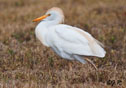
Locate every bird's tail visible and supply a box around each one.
[93,39,106,58]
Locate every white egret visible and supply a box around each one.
[33,7,106,70]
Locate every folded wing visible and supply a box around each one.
[48,25,106,57]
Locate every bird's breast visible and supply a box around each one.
[35,26,50,47]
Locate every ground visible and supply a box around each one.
[0,0,126,88]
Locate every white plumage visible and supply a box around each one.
[33,7,106,67]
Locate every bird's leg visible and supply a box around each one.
[72,55,98,70]
[73,55,87,64]
[84,57,98,71]
[68,61,73,71]
[84,57,99,82]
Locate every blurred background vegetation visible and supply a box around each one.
[0,0,126,87]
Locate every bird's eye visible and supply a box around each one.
[48,14,51,16]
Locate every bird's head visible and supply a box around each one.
[33,7,64,24]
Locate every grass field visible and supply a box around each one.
[0,0,126,87]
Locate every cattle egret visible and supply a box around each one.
[33,7,106,70]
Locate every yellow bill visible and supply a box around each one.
[33,14,50,22]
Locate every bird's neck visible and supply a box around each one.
[35,20,60,46]
[42,20,60,26]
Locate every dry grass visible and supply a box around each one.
[0,0,126,87]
